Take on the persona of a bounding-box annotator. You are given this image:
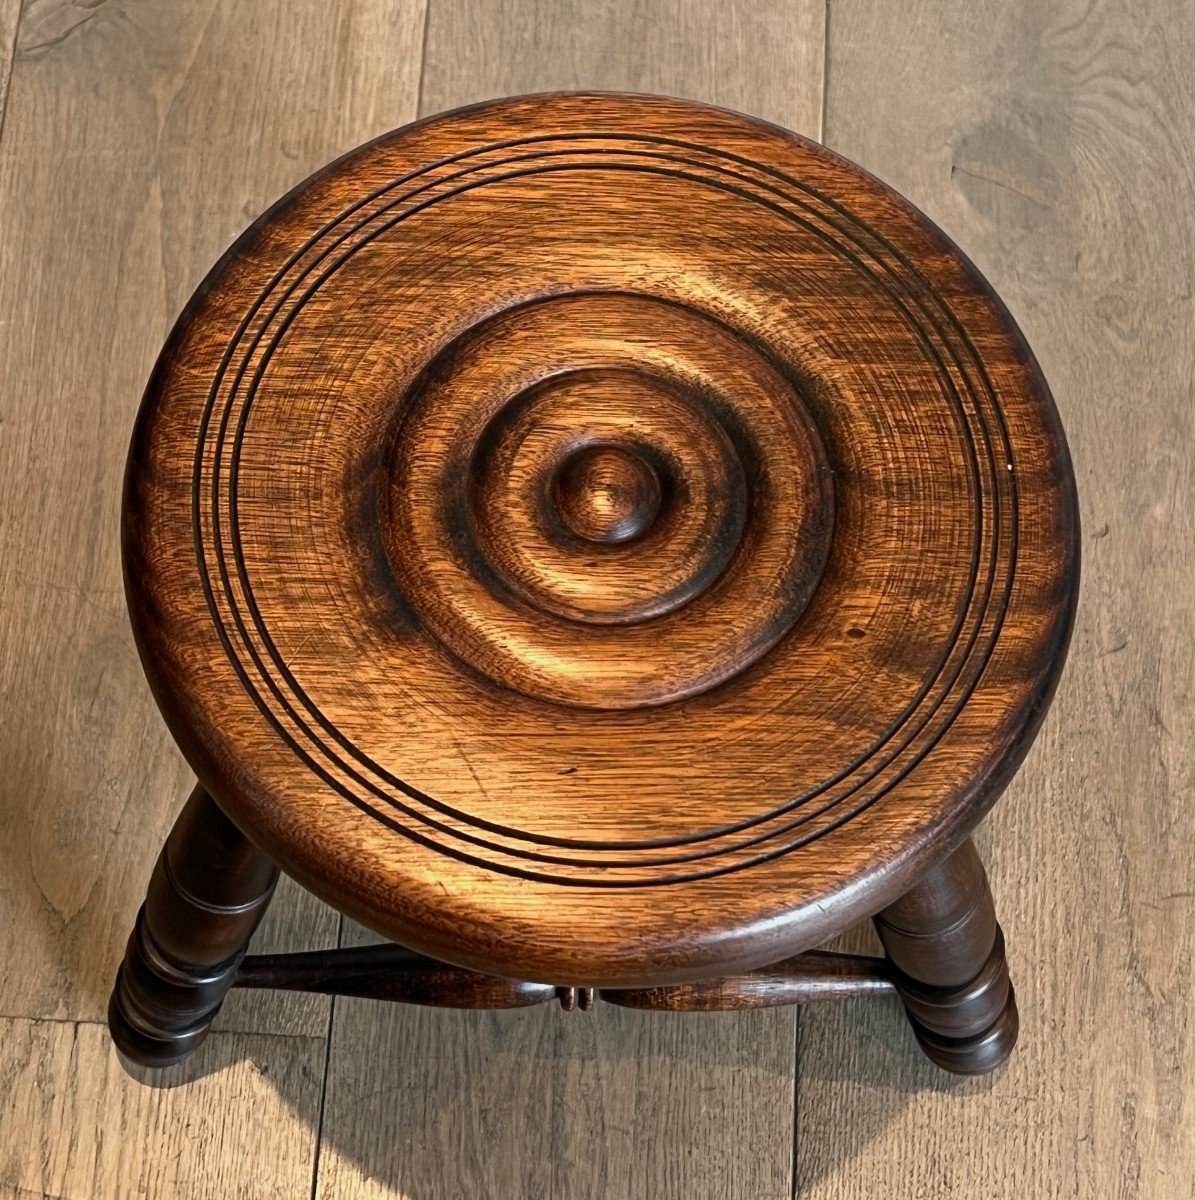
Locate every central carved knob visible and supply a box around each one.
[552,444,662,544]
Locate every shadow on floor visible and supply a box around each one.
[113,896,1002,1198]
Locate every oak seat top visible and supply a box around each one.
[124,93,1078,986]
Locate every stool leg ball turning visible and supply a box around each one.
[111,798,1020,1074]
[875,840,1018,1075]
[110,93,1078,1082]
[109,786,278,1067]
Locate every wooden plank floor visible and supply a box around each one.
[0,1,1190,1196]
[799,3,1195,1196]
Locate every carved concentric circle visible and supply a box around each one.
[552,443,661,544]
[128,95,1078,984]
[469,364,747,626]
[382,291,833,708]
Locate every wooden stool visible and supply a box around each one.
[110,93,1079,1077]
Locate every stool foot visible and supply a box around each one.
[874,838,1018,1075]
[108,784,278,1068]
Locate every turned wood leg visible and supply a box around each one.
[874,838,1018,1075]
[108,784,279,1067]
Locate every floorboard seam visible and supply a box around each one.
[0,1011,331,1045]
[0,0,25,144]
[817,0,830,143]
[414,0,432,119]
[791,1009,801,1199]
[308,913,345,1200]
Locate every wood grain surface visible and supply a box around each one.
[0,0,423,1194]
[324,9,827,1200]
[0,0,424,1033]
[125,89,1076,989]
[417,0,826,137]
[316,921,797,1200]
[0,1018,324,1200]
[0,2,1190,1200]
[797,2,1195,1198]
[0,0,17,131]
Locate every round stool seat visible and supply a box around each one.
[125,93,1078,987]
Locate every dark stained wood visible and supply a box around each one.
[600,952,894,1010]
[382,290,834,708]
[109,785,279,1067]
[236,943,559,1008]
[875,836,996,984]
[231,943,893,1009]
[319,23,825,1194]
[875,837,1017,1074]
[118,93,1077,1019]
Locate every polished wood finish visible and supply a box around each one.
[106,779,1005,1074]
[599,952,895,1010]
[320,23,825,1194]
[236,943,559,1008]
[233,943,894,1009]
[231,940,897,1008]
[107,785,991,1072]
[120,92,1078,1002]
[3,0,1188,1192]
[875,838,1016,1073]
[109,785,278,1066]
